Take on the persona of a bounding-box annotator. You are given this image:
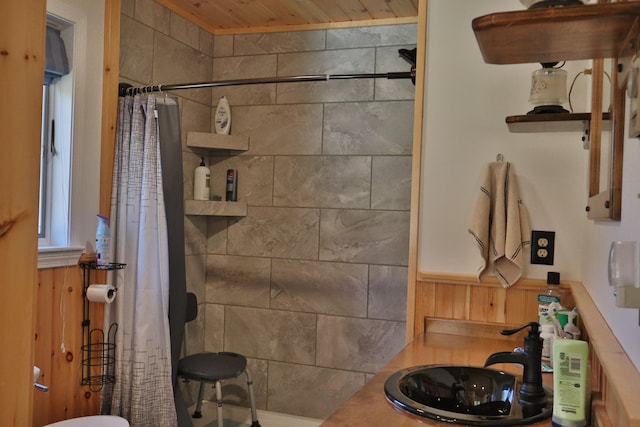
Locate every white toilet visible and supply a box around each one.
[44,415,130,427]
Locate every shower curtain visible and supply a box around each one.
[102,94,178,426]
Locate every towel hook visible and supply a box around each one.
[496,153,504,163]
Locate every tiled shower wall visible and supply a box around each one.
[120,0,415,420]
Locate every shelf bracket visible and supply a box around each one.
[581,120,590,150]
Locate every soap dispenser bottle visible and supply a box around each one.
[193,157,210,201]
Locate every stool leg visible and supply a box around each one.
[192,382,205,418]
[244,369,261,427]
[215,380,224,427]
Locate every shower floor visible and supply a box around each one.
[188,401,322,427]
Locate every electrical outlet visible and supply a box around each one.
[531,230,555,265]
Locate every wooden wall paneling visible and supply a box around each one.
[387,0,420,17]
[331,0,374,20]
[601,378,620,426]
[405,0,428,342]
[359,0,396,19]
[601,352,637,426]
[0,1,47,425]
[99,0,121,217]
[275,1,331,24]
[33,266,102,426]
[433,281,468,319]
[413,274,575,338]
[425,318,520,340]
[507,287,525,324]
[66,267,95,419]
[592,403,614,427]
[468,285,505,323]
[589,333,603,396]
[302,0,350,22]
[34,269,55,425]
[49,268,74,422]
[157,0,418,34]
[412,281,434,337]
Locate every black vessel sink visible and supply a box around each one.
[384,365,552,426]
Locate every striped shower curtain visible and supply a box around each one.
[102,94,178,426]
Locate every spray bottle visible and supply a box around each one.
[96,215,111,266]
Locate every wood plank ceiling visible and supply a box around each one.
[155,0,420,34]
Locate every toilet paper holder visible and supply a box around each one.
[79,261,125,391]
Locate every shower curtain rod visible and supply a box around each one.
[118,68,416,96]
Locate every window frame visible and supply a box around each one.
[39,84,51,239]
[38,0,105,269]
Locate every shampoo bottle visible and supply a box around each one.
[194,157,211,201]
[96,215,111,266]
[214,96,231,135]
[552,339,589,427]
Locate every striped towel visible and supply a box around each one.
[468,162,530,287]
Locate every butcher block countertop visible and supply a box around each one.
[321,320,554,427]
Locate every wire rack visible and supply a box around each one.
[79,261,125,391]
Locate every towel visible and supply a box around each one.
[468,162,530,288]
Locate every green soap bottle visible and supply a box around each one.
[552,339,589,427]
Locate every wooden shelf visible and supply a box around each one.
[472,2,640,65]
[506,112,611,133]
[184,200,247,217]
[187,131,249,151]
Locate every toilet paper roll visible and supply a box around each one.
[86,284,117,303]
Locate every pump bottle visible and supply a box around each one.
[194,157,211,201]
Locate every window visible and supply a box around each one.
[39,17,72,248]
[38,0,105,269]
[39,84,50,238]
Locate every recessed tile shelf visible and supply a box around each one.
[184,200,247,217]
[187,131,249,151]
[185,131,249,217]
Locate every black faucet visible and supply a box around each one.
[484,322,546,409]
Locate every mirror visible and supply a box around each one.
[586,57,624,221]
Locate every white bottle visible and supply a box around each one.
[193,157,210,201]
[95,214,111,266]
[540,323,555,363]
[214,96,231,135]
